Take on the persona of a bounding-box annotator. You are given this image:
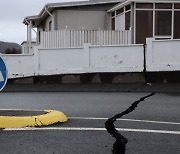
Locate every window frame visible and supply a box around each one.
[49,21,52,31]
[135,2,180,42]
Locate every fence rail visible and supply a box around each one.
[40,29,131,48]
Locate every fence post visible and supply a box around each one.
[33,46,40,76]
[83,43,91,69]
[146,38,154,71]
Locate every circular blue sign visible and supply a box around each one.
[0,57,7,91]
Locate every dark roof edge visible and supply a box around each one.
[108,0,180,12]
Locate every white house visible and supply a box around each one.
[23,0,180,49]
[23,0,130,51]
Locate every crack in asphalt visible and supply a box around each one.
[105,92,155,154]
[127,82,152,92]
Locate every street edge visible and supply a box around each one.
[0,109,68,128]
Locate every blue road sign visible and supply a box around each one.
[0,57,7,91]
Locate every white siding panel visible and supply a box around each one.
[116,14,125,31]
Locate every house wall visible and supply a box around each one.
[36,3,117,32]
[42,15,53,31]
[21,42,36,54]
[116,14,125,30]
[55,10,110,30]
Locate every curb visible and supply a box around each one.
[0,109,68,128]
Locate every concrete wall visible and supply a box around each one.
[146,38,180,72]
[3,38,180,79]
[1,54,34,79]
[88,45,143,72]
[37,48,84,74]
[56,10,109,30]
[2,44,144,79]
[35,44,144,75]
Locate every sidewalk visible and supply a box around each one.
[2,83,180,93]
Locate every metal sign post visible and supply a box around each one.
[0,57,7,91]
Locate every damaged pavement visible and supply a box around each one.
[0,88,179,154]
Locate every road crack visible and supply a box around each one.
[105,92,155,154]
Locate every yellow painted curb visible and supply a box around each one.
[0,110,68,128]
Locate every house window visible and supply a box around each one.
[136,10,153,44]
[125,5,131,11]
[136,3,153,9]
[116,8,124,15]
[174,11,180,39]
[38,31,41,43]
[112,12,115,17]
[155,11,172,36]
[116,13,125,30]
[174,4,180,9]
[135,2,180,42]
[125,11,130,30]
[155,3,172,9]
[111,11,116,30]
[49,21,52,31]
[111,18,115,30]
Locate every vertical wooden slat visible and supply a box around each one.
[74,30,76,47]
[44,32,46,48]
[41,32,43,48]
[97,30,100,45]
[44,32,47,48]
[45,32,47,48]
[70,30,72,47]
[102,31,104,45]
[60,30,62,48]
[56,31,58,48]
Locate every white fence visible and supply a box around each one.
[2,38,180,79]
[36,44,144,75]
[1,44,143,78]
[146,38,180,72]
[40,29,131,48]
[1,54,34,79]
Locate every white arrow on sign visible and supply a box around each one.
[0,71,4,82]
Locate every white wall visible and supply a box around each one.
[116,14,125,30]
[146,38,180,72]
[21,42,36,54]
[88,45,143,72]
[35,44,144,75]
[1,54,34,78]
[36,48,85,75]
[3,38,180,79]
[1,44,144,79]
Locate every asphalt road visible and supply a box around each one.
[0,92,180,154]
